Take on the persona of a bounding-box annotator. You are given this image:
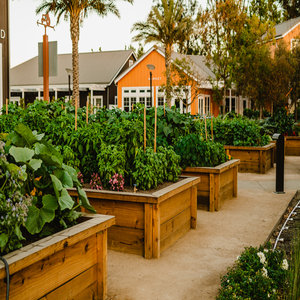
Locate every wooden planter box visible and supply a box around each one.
[285,136,300,156]
[182,159,239,212]
[224,144,275,174]
[0,214,115,300]
[69,177,200,259]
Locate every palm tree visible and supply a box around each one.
[132,0,195,107]
[37,0,133,105]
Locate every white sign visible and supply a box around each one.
[0,29,5,39]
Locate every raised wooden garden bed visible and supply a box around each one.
[0,214,115,300]
[69,177,200,259]
[182,159,239,212]
[285,136,300,156]
[224,144,275,174]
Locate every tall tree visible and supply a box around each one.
[248,0,283,23]
[131,0,195,107]
[37,0,133,105]
[198,0,247,108]
[278,0,300,19]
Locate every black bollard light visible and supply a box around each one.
[272,133,285,194]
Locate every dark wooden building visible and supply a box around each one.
[10,50,136,108]
[0,0,9,109]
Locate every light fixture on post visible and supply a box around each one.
[147,64,157,152]
[65,68,72,101]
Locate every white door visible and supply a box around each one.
[0,43,3,111]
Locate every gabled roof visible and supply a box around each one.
[10,50,136,87]
[274,16,300,39]
[115,45,215,84]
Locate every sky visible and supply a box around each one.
[9,0,154,67]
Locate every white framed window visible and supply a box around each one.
[198,95,210,115]
[10,97,20,105]
[92,96,103,108]
[291,38,300,50]
[114,96,118,105]
[122,87,153,111]
[225,96,236,113]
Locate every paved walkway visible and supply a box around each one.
[107,157,300,300]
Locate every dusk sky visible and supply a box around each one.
[10,0,206,67]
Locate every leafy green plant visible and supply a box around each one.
[174,134,227,169]
[0,141,33,255]
[217,245,289,299]
[132,146,181,190]
[4,124,95,237]
[97,143,126,188]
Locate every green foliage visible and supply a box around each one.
[174,134,227,168]
[286,231,300,300]
[217,245,289,299]
[212,115,271,146]
[3,124,95,238]
[97,144,126,188]
[260,107,295,135]
[132,147,181,190]
[0,141,32,255]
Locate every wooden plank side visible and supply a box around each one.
[160,221,190,253]
[160,208,191,241]
[75,282,98,300]
[1,235,97,300]
[152,204,160,259]
[90,199,144,229]
[233,166,238,197]
[107,226,144,256]
[96,230,107,300]
[159,188,190,225]
[209,174,215,212]
[214,174,220,211]
[144,204,153,259]
[219,168,234,187]
[219,181,234,202]
[190,185,197,229]
[43,266,97,300]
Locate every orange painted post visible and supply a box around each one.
[5,98,8,115]
[86,100,89,125]
[154,106,157,153]
[144,106,146,152]
[43,33,49,103]
[37,14,54,104]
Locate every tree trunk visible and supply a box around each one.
[165,45,172,108]
[259,105,263,119]
[70,15,80,106]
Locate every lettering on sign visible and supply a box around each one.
[0,29,5,39]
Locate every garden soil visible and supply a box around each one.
[107,156,300,300]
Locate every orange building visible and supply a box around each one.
[269,16,300,54]
[115,46,229,116]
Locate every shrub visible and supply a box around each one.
[174,134,227,169]
[97,144,126,188]
[217,245,289,299]
[132,147,181,190]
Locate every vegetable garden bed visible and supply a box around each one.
[182,159,239,212]
[69,177,200,259]
[224,144,275,174]
[0,214,115,300]
[285,136,300,156]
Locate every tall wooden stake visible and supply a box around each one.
[5,98,8,115]
[75,97,78,131]
[86,100,89,125]
[205,116,208,141]
[144,106,146,152]
[154,106,157,153]
[211,116,214,141]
